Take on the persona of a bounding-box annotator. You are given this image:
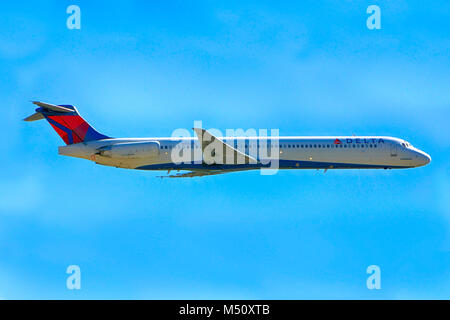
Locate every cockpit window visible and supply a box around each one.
[402,142,412,148]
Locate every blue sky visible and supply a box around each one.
[0,0,449,299]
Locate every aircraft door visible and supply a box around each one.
[390,143,398,157]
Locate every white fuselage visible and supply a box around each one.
[58,136,431,171]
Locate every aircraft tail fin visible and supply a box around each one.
[24,101,110,145]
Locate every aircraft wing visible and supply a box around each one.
[158,169,251,178]
[193,128,257,165]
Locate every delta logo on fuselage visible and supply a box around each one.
[334,138,385,145]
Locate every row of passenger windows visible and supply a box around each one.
[279,144,378,149]
[161,145,199,149]
[160,143,378,149]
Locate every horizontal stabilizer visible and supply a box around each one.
[23,112,45,122]
[31,101,74,113]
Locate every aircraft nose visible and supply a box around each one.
[415,150,431,166]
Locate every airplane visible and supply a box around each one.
[24,101,431,178]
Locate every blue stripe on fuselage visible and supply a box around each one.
[135,160,411,171]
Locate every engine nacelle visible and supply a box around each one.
[96,141,160,159]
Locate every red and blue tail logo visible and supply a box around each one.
[26,102,110,145]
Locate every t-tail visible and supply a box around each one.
[24,101,110,144]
